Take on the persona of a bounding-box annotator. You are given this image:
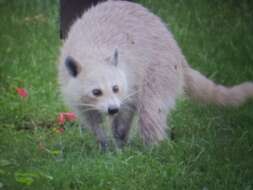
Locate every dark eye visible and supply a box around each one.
[92,89,103,96]
[112,85,119,93]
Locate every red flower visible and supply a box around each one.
[64,112,77,121]
[57,113,65,125]
[57,112,77,125]
[16,87,28,97]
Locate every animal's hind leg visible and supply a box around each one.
[112,104,135,147]
[138,97,175,145]
[137,60,181,144]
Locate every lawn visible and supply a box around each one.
[0,0,253,189]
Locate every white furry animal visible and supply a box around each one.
[58,1,253,149]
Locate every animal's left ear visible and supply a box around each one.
[112,49,118,67]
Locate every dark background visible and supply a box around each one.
[60,0,133,39]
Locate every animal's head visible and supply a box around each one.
[64,50,128,115]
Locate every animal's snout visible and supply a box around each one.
[108,106,119,115]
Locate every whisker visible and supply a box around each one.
[74,102,96,108]
[78,103,96,107]
[121,90,140,103]
[121,105,135,112]
[81,108,98,112]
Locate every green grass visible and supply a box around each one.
[0,0,253,189]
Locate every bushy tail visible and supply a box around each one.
[183,66,253,106]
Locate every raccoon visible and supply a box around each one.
[58,1,253,150]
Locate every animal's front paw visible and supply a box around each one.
[99,140,108,152]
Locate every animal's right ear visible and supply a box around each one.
[65,56,81,77]
[112,49,118,67]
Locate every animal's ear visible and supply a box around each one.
[65,56,81,77]
[112,49,118,67]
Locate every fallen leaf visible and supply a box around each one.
[15,171,39,186]
[50,150,61,156]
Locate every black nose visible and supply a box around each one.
[108,107,119,115]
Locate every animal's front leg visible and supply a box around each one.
[112,105,135,147]
[85,111,108,151]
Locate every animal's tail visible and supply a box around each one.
[183,65,253,106]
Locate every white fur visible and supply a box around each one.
[58,1,253,146]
